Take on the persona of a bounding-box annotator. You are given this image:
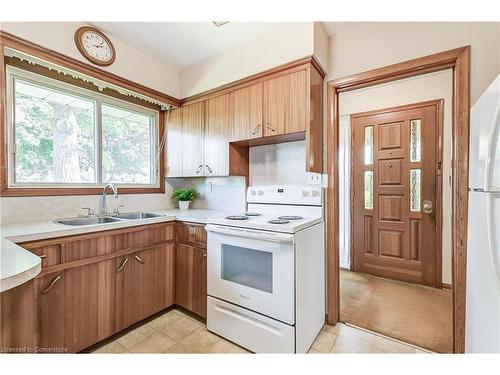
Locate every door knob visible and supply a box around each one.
[423,200,433,214]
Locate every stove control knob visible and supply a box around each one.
[250,190,257,196]
[311,190,320,197]
[302,190,310,197]
[258,190,264,196]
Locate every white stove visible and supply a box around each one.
[206,185,325,353]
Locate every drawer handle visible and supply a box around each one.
[41,275,61,294]
[116,257,129,272]
[134,255,145,264]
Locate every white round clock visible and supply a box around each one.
[75,27,116,67]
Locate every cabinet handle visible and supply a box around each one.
[39,254,47,259]
[205,164,213,173]
[266,123,275,132]
[195,164,203,174]
[134,255,145,264]
[116,257,129,272]
[251,124,261,135]
[41,275,61,294]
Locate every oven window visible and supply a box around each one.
[221,245,273,293]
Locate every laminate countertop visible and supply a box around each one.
[0,209,234,292]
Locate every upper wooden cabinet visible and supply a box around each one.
[230,82,263,141]
[263,70,307,136]
[182,102,205,177]
[166,58,324,176]
[205,94,231,176]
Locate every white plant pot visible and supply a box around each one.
[179,201,190,210]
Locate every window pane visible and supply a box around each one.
[364,126,374,165]
[410,119,421,162]
[14,78,96,183]
[364,171,374,209]
[410,169,421,212]
[221,244,273,293]
[102,104,154,184]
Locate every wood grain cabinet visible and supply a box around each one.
[205,94,231,176]
[181,102,205,177]
[165,107,183,177]
[230,82,263,141]
[0,223,175,353]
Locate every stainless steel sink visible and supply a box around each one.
[55,217,122,226]
[111,212,163,220]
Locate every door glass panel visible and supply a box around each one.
[221,244,273,293]
[410,119,421,162]
[410,169,421,211]
[364,126,374,165]
[364,171,374,209]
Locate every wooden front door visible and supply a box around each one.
[352,101,442,287]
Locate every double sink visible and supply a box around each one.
[56,212,164,226]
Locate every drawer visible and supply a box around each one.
[207,296,295,353]
[176,222,206,245]
[25,244,61,267]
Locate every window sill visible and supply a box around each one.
[0,186,165,197]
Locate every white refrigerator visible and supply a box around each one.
[466,74,500,353]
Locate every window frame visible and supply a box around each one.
[4,65,164,195]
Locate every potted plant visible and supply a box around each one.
[171,187,198,210]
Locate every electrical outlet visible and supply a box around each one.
[307,172,321,186]
[321,174,329,188]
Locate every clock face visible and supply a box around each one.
[82,31,113,62]
[75,27,116,66]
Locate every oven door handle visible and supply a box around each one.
[205,224,294,244]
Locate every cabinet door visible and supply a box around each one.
[165,107,183,177]
[263,70,307,136]
[192,247,207,318]
[36,271,67,352]
[175,244,207,318]
[205,94,231,176]
[182,102,205,177]
[231,83,263,141]
[129,245,175,323]
[114,255,133,332]
[65,260,115,352]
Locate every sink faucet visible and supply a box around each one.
[100,183,118,215]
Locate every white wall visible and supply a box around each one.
[0,22,180,97]
[180,23,315,98]
[327,22,500,104]
[339,70,453,285]
[313,22,329,73]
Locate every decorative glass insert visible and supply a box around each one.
[364,126,374,165]
[410,169,421,212]
[364,171,374,209]
[410,119,421,162]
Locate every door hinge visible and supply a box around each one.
[8,142,17,155]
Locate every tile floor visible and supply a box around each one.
[92,308,428,354]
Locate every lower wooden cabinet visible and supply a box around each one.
[175,243,207,318]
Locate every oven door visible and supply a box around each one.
[206,224,295,325]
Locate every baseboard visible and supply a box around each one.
[442,283,452,289]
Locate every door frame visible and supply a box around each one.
[349,100,444,288]
[326,46,470,353]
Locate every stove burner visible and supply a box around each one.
[225,215,249,220]
[278,215,304,220]
[268,219,290,224]
[245,212,262,216]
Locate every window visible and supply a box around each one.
[6,66,160,189]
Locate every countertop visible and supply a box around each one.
[0,208,233,292]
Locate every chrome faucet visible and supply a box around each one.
[100,183,118,215]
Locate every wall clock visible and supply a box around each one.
[74,27,116,66]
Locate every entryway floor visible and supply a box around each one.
[92,308,427,354]
[340,269,453,353]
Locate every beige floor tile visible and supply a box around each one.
[127,332,176,353]
[321,324,339,335]
[307,348,324,354]
[330,324,375,353]
[117,324,155,348]
[311,331,338,353]
[370,336,416,354]
[148,310,184,330]
[180,327,220,353]
[163,342,191,354]
[93,341,127,354]
[209,339,249,354]
[160,316,202,341]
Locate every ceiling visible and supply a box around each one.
[91,22,279,70]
